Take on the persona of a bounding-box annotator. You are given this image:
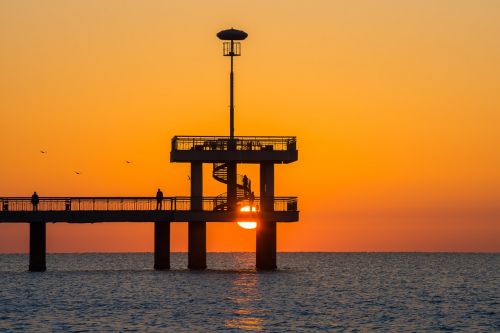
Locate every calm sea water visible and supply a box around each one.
[0,253,498,332]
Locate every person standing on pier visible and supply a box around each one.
[156,188,164,210]
[31,192,39,211]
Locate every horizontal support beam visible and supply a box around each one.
[0,211,299,223]
[170,150,298,163]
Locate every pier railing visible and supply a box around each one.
[172,136,297,152]
[0,197,298,212]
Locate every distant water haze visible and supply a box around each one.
[1,1,499,252]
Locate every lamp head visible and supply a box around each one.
[217,28,248,41]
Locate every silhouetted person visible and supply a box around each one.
[31,192,39,211]
[242,175,248,195]
[156,188,164,210]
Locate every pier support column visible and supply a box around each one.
[188,222,206,270]
[189,162,206,270]
[29,222,46,272]
[257,162,276,270]
[154,222,170,270]
[226,162,237,211]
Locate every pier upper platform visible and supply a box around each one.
[170,136,298,163]
[0,196,298,223]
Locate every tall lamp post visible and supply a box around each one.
[217,28,248,141]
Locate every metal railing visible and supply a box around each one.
[0,197,298,212]
[172,136,297,152]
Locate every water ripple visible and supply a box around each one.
[0,253,498,332]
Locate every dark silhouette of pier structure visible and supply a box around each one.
[0,29,299,271]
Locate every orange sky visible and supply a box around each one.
[1,1,499,252]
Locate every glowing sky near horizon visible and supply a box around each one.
[0,0,499,252]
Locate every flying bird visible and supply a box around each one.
[125,160,132,164]
[74,171,81,175]
[40,150,47,154]
[188,175,191,181]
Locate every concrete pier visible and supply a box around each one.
[188,162,207,270]
[1,135,298,271]
[154,222,170,270]
[29,222,46,272]
[257,162,277,270]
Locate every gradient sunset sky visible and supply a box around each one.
[1,1,499,252]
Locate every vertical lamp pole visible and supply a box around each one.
[229,40,234,139]
[217,28,248,141]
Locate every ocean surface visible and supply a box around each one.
[0,253,498,332]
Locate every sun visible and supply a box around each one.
[237,205,257,229]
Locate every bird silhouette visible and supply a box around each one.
[188,175,191,181]
[40,150,47,154]
[125,160,132,164]
[74,171,81,175]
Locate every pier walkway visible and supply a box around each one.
[0,196,298,223]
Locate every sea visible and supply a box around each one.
[0,253,498,332]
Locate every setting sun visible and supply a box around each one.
[237,206,257,229]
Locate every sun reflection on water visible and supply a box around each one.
[224,271,264,331]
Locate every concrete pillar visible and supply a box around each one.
[189,162,206,270]
[257,162,277,270]
[154,222,170,270]
[188,222,206,270]
[29,222,46,272]
[226,162,237,211]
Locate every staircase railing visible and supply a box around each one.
[212,162,252,211]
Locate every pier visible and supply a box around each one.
[0,28,299,271]
[0,136,298,271]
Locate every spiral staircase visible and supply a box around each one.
[212,163,252,211]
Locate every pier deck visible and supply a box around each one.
[171,136,298,163]
[0,196,298,223]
